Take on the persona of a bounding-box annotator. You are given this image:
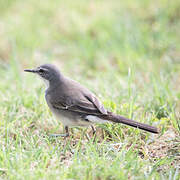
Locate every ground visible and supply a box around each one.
[0,0,180,179]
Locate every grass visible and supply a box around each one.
[0,0,180,179]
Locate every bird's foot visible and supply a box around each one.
[49,126,69,138]
[49,133,69,138]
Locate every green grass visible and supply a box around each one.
[0,0,180,179]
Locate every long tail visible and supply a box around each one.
[99,112,158,134]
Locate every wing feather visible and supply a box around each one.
[51,94,107,115]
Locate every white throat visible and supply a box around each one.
[38,75,50,89]
[43,79,50,88]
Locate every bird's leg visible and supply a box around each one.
[84,128,90,140]
[91,125,96,136]
[49,126,69,137]
[91,125,97,142]
[85,126,96,141]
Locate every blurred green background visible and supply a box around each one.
[0,0,179,179]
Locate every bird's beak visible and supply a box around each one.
[24,69,38,73]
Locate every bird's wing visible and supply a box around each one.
[51,93,107,115]
[83,93,107,114]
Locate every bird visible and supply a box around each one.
[24,64,158,137]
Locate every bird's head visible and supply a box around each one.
[24,64,61,87]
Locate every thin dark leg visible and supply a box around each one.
[91,125,96,136]
[65,126,69,136]
[91,125,97,142]
[84,128,90,141]
[49,126,69,137]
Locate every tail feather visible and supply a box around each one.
[98,113,159,134]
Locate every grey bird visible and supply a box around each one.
[24,64,158,137]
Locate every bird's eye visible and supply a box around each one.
[39,68,44,73]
